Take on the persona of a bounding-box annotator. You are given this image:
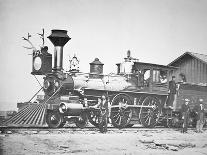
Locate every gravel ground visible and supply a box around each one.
[0,127,207,155]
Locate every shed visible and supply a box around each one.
[168,52,207,85]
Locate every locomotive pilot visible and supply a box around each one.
[194,98,205,133]
[181,98,190,133]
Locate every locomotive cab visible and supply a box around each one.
[132,62,176,93]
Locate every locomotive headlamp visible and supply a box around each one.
[33,56,42,71]
[43,80,50,89]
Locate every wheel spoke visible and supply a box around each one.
[94,115,98,123]
[118,116,122,125]
[144,116,150,124]
[148,116,152,126]
[115,115,120,123]
[113,113,119,119]
[143,114,149,118]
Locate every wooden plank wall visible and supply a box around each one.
[170,57,207,84]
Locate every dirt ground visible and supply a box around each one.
[0,127,207,155]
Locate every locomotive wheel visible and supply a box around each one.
[170,116,180,128]
[46,111,64,128]
[110,94,133,128]
[75,112,88,129]
[88,110,100,127]
[140,96,161,128]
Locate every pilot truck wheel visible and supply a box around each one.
[75,112,88,129]
[88,109,100,127]
[46,110,64,128]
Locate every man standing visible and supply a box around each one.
[99,94,109,133]
[166,76,177,109]
[194,98,205,133]
[181,98,190,133]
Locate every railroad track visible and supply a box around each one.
[0,125,201,134]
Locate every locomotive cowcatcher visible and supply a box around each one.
[29,29,207,129]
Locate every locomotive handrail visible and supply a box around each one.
[71,71,129,78]
[110,104,155,109]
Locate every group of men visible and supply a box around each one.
[181,98,205,133]
[167,76,205,133]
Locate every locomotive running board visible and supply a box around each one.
[2,104,47,127]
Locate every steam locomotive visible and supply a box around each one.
[30,29,207,128]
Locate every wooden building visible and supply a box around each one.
[168,52,207,85]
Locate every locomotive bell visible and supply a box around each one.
[48,30,71,71]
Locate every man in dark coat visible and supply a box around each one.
[166,76,177,109]
[181,98,190,133]
[98,94,109,133]
[91,94,109,133]
[194,98,205,133]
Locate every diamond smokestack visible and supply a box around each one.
[48,29,71,71]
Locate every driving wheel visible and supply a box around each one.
[140,96,161,128]
[75,112,88,129]
[110,94,133,128]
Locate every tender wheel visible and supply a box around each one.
[110,94,133,128]
[46,111,64,128]
[140,96,161,128]
[170,116,180,128]
[75,112,88,129]
[188,116,196,128]
[163,109,173,128]
[88,110,100,127]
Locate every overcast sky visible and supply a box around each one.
[0,0,207,111]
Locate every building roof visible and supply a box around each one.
[134,61,177,70]
[168,52,207,66]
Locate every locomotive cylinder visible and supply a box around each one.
[59,102,84,115]
[48,30,71,71]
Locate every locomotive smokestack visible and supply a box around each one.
[48,29,71,71]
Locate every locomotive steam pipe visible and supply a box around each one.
[48,29,71,71]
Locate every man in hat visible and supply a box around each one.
[194,98,205,133]
[166,76,177,109]
[181,98,190,133]
[98,94,110,133]
[93,94,110,133]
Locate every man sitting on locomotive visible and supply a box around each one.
[181,98,190,133]
[93,94,110,133]
[194,98,205,133]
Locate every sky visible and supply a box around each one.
[0,0,207,111]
